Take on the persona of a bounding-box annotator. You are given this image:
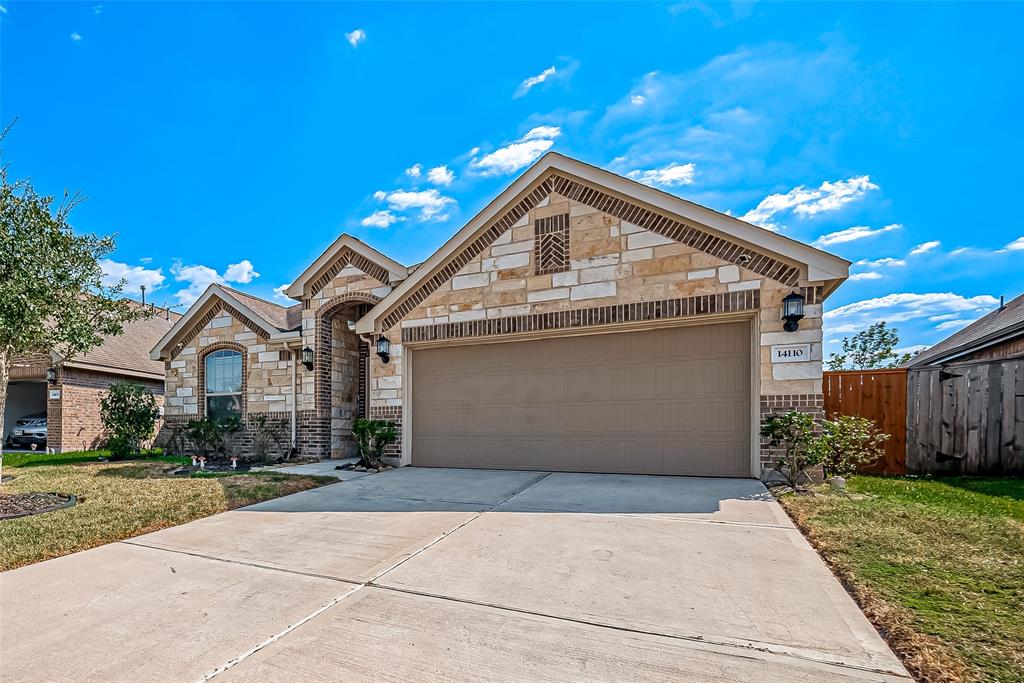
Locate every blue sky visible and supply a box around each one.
[3,1,1023,357]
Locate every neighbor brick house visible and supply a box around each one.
[5,307,179,452]
[151,153,849,478]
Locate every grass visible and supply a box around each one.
[0,454,335,571]
[1,448,186,469]
[779,476,1024,683]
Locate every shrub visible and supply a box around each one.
[99,383,161,459]
[185,416,241,459]
[352,418,397,470]
[816,415,889,477]
[760,411,821,489]
[249,414,289,462]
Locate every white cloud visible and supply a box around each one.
[824,292,998,336]
[848,272,883,281]
[514,66,557,98]
[345,29,366,47]
[935,319,971,332]
[171,260,261,305]
[426,165,454,186]
[1,4,9,13]
[627,162,696,188]
[630,95,646,106]
[471,126,561,176]
[223,260,259,284]
[814,223,901,247]
[93,4,103,14]
[360,210,404,228]
[741,176,879,229]
[70,31,82,41]
[856,257,906,268]
[405,163,421,178]
[99,259,165,295]
[273,284,291,303]
[374,188,456,221]
[1003,236,1024,251]
[909,240,940,255]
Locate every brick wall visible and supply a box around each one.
[53,367,164,452]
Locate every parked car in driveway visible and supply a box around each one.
[5,413,48,450]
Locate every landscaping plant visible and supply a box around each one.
[815,414,889,477]
[99,383,161,459]
[760,410,821,489]
[249,414,289,462]
[351,418,397,470]
[185,416,241,460]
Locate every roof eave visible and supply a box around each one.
[285,234,409,299]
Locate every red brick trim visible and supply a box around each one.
[402,290,760,344]
[759,393,825,468]
[197,342,248,419]
[369,405,402,460]
[306,248,390,300]
[313,295,377,412]
[171,301,269,360]
[378,173,803,332]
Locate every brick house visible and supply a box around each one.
[151,153,849,478]
[5,308,180,452]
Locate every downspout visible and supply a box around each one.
[290,348,298,453]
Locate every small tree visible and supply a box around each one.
[99,383,160,459]
[826,321,911,370]
[352,418,397,470]
[815,415,889,477]
[249,414,289,462]
[760,411,820,489]
[185,416,241,460]
[1,127,144,480]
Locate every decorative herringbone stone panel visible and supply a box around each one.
[402,290,759,343]
[306,247,392,301]
[534,213,570,275]
[378,172,803,332]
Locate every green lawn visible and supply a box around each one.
[779,476,1024,683]
[0,452,335,571]
[1,448,185,469]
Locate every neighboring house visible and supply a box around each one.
[5,306,181,452]
[906,293,1024,474]
[151,153,850,478]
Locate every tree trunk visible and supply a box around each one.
[0,347,9,483]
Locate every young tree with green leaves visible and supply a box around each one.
[1,139,144,469]
[826,321,912,371]
[99,383,161,459]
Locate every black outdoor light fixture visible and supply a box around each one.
[46,367,58,385]
[781,291,806,332]
[301,346,314,371]
[376,335,391,364]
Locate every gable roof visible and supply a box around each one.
[908,293,1024,367]
[284,234,408,299]
[150,284,301,361]
[58,303,182,379]
[355,152,850,335]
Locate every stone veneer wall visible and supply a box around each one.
[369,184,826,474]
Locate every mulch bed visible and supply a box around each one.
[0,492,76,520]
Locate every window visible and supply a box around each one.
[205,349,242,419]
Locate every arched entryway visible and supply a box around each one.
[315,294,377,458]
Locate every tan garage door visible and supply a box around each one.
[411,321,753,477]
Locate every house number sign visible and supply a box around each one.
[771,344,810,363]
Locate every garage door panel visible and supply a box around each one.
[413,322,752,477]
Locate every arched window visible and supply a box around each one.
[205,349,242,419]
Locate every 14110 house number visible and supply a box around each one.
[771,344,811,363]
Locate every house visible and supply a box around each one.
[150,153,850,478]
[5,306,181,452]
[905,293,1024,473]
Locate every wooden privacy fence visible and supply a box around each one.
[906,359,1024,474]
[822,369,907,474]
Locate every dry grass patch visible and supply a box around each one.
[0,459,334,571]
[779,477,1024,683]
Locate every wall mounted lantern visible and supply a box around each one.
[376,336,391,364]
[46,367,58,385]
[781,291,806,332]
[301,346,314,371]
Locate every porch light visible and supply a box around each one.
[46,367,58,385]
[301,346,314,371]
[376,336,391,364]
[781,291,805,333]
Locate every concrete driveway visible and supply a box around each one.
[0,468,909,682]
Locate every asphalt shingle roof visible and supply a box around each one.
[908,293,1024,367]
